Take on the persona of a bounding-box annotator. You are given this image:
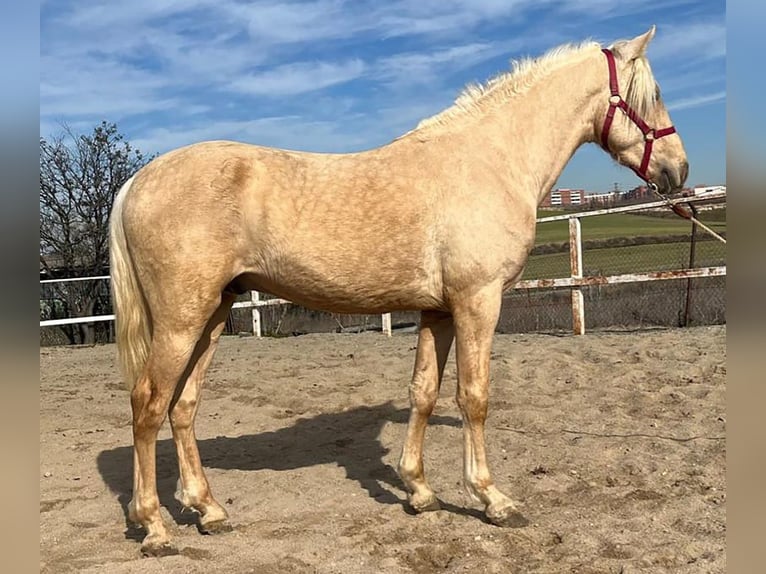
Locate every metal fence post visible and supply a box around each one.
[569,217,585,335]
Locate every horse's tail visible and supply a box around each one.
[109,176,151,391]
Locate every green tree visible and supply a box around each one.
[40,122,152,344]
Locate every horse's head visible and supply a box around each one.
[596,27,688,195]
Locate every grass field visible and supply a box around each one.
[524,209,727,280]
[523,240,726,280]
[533,211,727,244]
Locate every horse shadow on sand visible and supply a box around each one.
[96,402,485,539]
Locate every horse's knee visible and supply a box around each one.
[411,393,437,417]
[456,385,488,422]
[131,384,170,432]
[130,378,151,409]
[169,398,197,429]
[410,371,438,415]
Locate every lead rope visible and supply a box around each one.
[648,183,727,244]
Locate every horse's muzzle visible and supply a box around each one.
[655,160,688,195]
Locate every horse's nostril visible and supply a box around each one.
[680,161,689,184]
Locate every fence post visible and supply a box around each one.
[683,203,699,327]
[251,291,262,337]
[381,313,392,336]
[569,217,585,335]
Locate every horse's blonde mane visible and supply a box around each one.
[409,38,658,134]
[620,50,658,118]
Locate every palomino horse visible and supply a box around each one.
[110,27,688,555]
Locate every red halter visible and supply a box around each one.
[600,48,676,182]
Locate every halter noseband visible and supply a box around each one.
[600,48,676,183]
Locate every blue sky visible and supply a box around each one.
[40,0,725,192]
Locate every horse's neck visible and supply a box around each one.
[436,54,604,206]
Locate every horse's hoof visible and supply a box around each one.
[410,493,441,513]
[140,540,178,557]
[486,505,529,528]
[199,519,233,535]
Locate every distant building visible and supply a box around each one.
[541,188,585,207]
[692,185,726,196]
[543,183,725,210]
[624,184,652,201]
[585,191,617,206]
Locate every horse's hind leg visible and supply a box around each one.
[398,310,454,512]
[451,284,528,528]
[169,292,235,534]
[129,299,222,556]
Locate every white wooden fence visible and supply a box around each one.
[40,192,725,337]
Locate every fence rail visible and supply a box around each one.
[40,275,111,284]
[535,190,725,221]
[40,192,726,337]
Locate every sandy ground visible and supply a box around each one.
[40,325,725,573]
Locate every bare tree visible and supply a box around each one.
[40,122,151,344]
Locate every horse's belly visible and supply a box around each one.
[231,261,444,314]
[281,282,442,314]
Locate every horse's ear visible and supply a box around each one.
[615,26,656,61]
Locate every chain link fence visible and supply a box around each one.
[225,295,421,337]
[498,198,725,333]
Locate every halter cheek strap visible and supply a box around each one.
[600,48,676,182]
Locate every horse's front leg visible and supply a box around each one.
[398,310,454,512]
[452,285,529,527]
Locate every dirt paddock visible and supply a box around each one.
[40,325,725,573]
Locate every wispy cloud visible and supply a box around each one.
[558,0,697,18]
[659,65,724,93]
[129,115,373,155]
[40,55,176,118]
[667,90,726,111]
[376,42,516,87]
[649,21,726,61]
[230,0,368,45]
[230,60,366,96]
